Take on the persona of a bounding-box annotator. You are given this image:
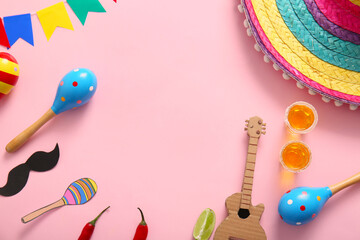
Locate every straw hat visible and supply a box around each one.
[240,0,360,110]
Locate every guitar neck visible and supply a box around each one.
[240,136,259,210]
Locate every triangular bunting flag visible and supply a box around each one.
[4,14,34,47]
[37,2,74,41]
[0,18,10,48]
[67,0,106,25]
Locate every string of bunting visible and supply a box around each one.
[0,0,108,48]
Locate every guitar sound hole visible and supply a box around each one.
[238,208,250,219]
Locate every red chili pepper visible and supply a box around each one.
[78,206,110,240]
[133,207,148,240]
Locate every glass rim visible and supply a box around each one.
[284,101,318,134]
[280,140,312,173]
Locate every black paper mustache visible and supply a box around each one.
[0,144,60,196]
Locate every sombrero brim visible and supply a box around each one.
[351,0,360,7]
[335,0,360,18]
[314,0,360,34]
[304,0,360,45]
[241,0,360,109]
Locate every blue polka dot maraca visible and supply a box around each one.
[51,68,97,114]
[6,68,97,152]
[278,172,360,226]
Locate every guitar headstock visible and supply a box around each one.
[245,116,266,138]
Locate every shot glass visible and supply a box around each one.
[280,140,312,173]
[285,101,318,134]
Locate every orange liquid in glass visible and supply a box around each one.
[287,105,314,131]
[281,142,311,172]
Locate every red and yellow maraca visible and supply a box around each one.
[0,52,19,99]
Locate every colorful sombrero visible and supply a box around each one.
[239,0,360,110]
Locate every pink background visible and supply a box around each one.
[1,0,360,239]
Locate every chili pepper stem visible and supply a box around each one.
[137,207,147,226]
[89,206,110,226]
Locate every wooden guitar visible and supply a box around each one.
[214,116,267,240]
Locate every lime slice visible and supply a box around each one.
[193,208,216,240]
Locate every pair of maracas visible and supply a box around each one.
[0,53,99,223]
[0,52,97,153]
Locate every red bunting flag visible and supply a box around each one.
[0,18,10,48]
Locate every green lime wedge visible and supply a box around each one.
[193,208,216,240]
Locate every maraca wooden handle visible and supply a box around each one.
[21,199,65,223]
[329,172,360,195]
[6,108,56,153]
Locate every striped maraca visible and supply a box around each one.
[22,178,97,223]
[0,52,19,99]
[6,68,97,152]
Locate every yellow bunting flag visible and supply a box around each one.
[37,2,74,41]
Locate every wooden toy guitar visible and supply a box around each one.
[214,116,266,240]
